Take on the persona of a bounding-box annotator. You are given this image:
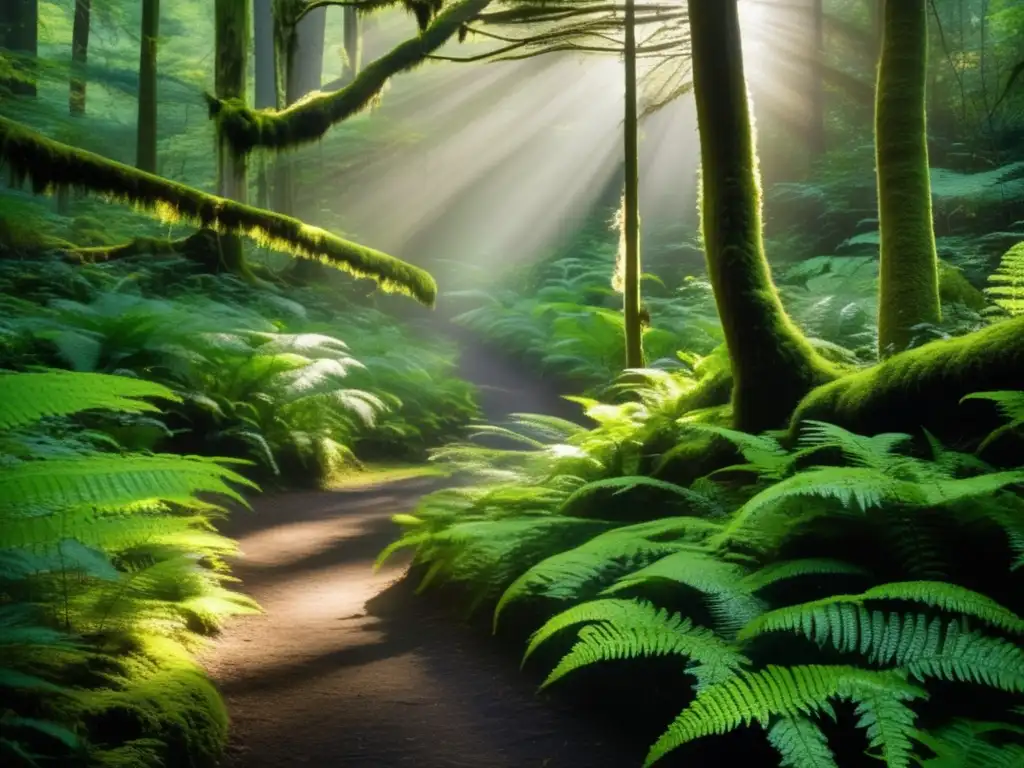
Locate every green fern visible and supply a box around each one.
[768,716,840,768]
[0,370,177,431]
[524,598,749,691]
[985,242,1024,316]
[644,665,925,767]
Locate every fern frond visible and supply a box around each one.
[526,598,749,691]
[558,475,723,516]
[768,715,840,768]
[741,559,870,592]
[796,420,912,470]
[644,665,925,767]
[0,371,177,430]
[0,455,258,513]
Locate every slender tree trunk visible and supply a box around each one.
[622,0,643,369]
[136,0,160,173]
[0,0,38,97]
[282,3,328,281]
[215,0,251,278]
[342,6,361,83]
[875,0,941,357]
[69,0,91,115]
[253,0,276,208]
[808,0,826,156]
[687,0,836,433]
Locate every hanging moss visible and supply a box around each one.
[687,0,838,434]
[209,0,492,156]
[0,116,437,305]
[789,316,1024,446]
[874,0,941,356]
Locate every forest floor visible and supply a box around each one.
[201,332,636,768]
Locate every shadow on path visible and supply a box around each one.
[203,325,640,767]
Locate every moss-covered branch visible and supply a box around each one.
[0,116,437,305]
[210,0,492,156]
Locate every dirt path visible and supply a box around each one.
[204,332,636,767]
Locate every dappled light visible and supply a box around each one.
[2,0,1023,767]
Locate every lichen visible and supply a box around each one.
[208,0,493,156]
[0,116,437,305]
[789,316,1024,446]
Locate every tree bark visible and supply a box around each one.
[875,0,941,357]
[622,0,643,368]
[253,0,276,209]
[342,6,361,83]
[136,0,160,174]
[215,0,251,278]
[687,0,837,433]
[69,0,91,115]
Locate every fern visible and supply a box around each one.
[525,598,749,690]
[768,716,840,768]
[0,370,177,431]
[645,665,925,767]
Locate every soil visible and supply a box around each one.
[202,331,640,768]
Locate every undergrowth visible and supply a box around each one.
[379,375,1024,767]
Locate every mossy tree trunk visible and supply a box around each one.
[0,0,38,97]
[621,0,643,369]
[687,0,837,433]
[215,0,252,279]
[69,0,91,115]
[875,0,941,357]
[136,0,160,174]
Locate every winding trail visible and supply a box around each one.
[203,334,635,767]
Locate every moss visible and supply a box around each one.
[939,260,987,310]
[208,0,492,156]
[0,116,437,305]
[789,316,1024,447]
[874,0,942,356]
[687,0,839,434]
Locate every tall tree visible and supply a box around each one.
[687,0,836,433]
[136,0,160,173]
[809,0,826,156]
[0,0,38,97]
[214,0,251,277]
[342,6,361,83]
[875,0,941,356]
[621,0,643,368]
[69,0,91,115]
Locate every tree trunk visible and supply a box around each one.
[136,0,160,174]
[253,0,276,208]
[687,0,837,433]
[342,6,361,83]
[290,5,327,97]
[875,0,941,357]
[215,0,251,278]
[808,0,826,157]
[282,3,328,282]
[69,0,91,115]
[0,0,38,97]
[622,0,643,369]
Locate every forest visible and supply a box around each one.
[1,0,1023,766]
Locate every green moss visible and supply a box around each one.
[789,316,1024,446]
[687,0,839,434]
[939,261,987,310]
[874,0,942,356]
[208,0,492,156]
[0,116,437,305]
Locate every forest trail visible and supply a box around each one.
[202,331,632,768]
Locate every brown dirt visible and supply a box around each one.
[203,478,638,768]
[203,331,639,767]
